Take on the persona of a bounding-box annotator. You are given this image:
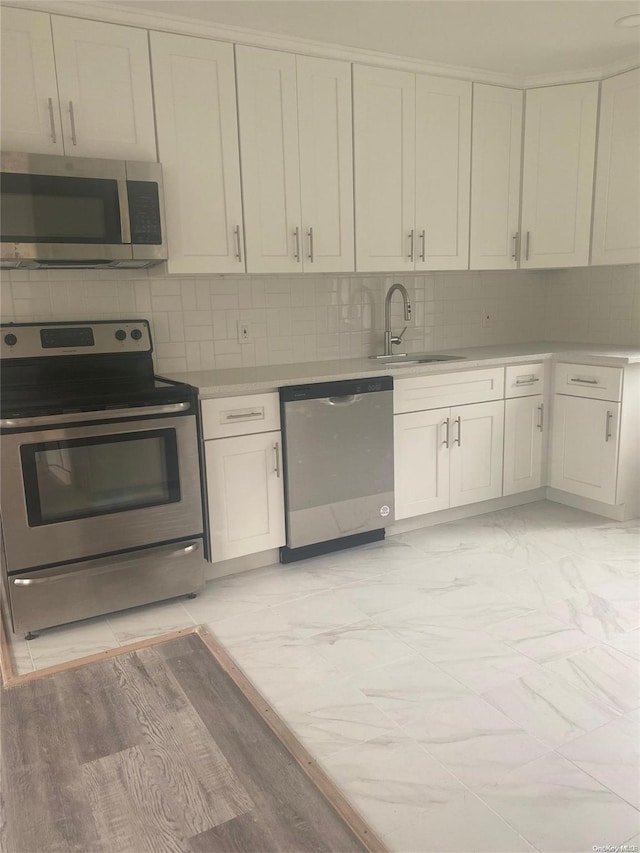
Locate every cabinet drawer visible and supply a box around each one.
[505,363,545,398]
[394,368,504,413]
[201,392,280,439]
[553,363,622,402]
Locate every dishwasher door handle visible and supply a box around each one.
[325,394,361,406]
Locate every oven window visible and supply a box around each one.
[0,173,122,244]
[20,430,180,526]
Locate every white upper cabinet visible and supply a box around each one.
[0,7,63,154]
[353,65,470,272]
[51,16,156,160]
[236,46,354,274]
[520,82,598,269]
[592,67,640,266]
[151,32,244,274]
[470,84,523,270]
[353,65,416,272]
[415,74,471,270]
[236,46,302,274]
[296,55,354,272]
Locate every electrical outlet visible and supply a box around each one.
[237,321,251,343]
[481,310,493,329]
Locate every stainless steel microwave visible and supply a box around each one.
[0,152,168,269]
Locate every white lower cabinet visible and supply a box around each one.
[394,399,504,520]
[201,392,285,562]
[503,396,544,495]
[549,395,620,504]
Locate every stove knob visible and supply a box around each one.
[130,328,143,341]
[115,329,127,341]
[4,333,17,346]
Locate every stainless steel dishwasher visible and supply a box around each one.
[279,377,394,562]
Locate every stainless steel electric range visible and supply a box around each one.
[0,319,205,638]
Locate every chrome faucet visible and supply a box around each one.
[383,283,412,356]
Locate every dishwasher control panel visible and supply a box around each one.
[280,375,393,402]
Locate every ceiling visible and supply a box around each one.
[99,0,640,77]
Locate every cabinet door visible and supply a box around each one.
[592,68,640,266]
[415,74,472,270]
[205,432,285,562]
[470,84,523,270]
[394,409,450,519]
[236,46,302,274]
[51,16,156,160]
[520,82,598,269]
[550,396,619,504]
[450,400,504,507]
[503,396,544,496]
[0,7,63,154]
[151,33,244,274]
[353,65,415,272]
[297,55,354,273]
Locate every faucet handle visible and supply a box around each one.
[391,326,408,346]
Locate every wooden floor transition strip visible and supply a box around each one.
[1,623,388,853]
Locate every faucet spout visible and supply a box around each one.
[384,283,412,356]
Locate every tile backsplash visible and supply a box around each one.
[1,264,638,374]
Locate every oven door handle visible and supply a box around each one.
[0,401,191,429]
[12,541,201,586]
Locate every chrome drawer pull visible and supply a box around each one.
[570,378,599,385]
[605,411,613,442]
[273,441,281,477]
[408,229,414,262]
[225,410,263,420]
[234,225,243,263]
[537,403,544,431]
[420,229,426,262]
[308,226,314,263]
[443,417,450,448]
[515,377,540,385]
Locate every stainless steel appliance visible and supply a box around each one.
[0,152,167,269]
[279,377,394,562]
[0,320,205,637]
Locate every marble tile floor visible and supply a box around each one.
[5,500,640,852]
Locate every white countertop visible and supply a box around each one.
[165,341,640,398]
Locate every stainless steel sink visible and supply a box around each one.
[370,353,467,367]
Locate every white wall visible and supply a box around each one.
[0,268,546,374]
[1,264,637,373]
[544,264,640,345]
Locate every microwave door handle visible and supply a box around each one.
[117,180,132,244]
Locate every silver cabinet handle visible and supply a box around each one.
[570,377,599,385]
[537,403,544,431]
[234,225,243,263]
[225,410,263,420]
[454,415,461,446]
[307,226,314,263]
[420,229,426,262]
[515,377,540,386]
[512,232,519,261]
[605,410,613,442]
[47,97,57,143]
[68,100,77,145]
[408,229,414,262]
[443,417,450,448]
[525,231,531,261]
[13,542,200,585]
[273,441,280,477]
[293,226,300,262]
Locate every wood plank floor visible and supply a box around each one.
[1,631,384,853]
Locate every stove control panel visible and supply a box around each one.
[0,320,152,358]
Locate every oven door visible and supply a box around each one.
[0,411,203,572]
